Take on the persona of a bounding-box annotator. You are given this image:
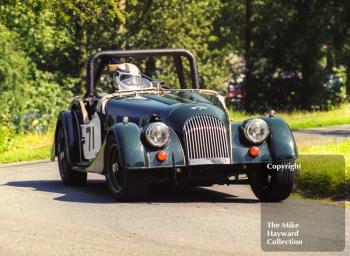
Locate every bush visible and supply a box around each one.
[0,24,71,133]
[0,126,11,153]
[20,70,72,132]
[295,155,346,198]
[0,24,31,128]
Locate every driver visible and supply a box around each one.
[97,63,152,114]
[112,63,143,91]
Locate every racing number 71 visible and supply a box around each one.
[86,126,95,151]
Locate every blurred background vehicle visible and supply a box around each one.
[226,82,246,108]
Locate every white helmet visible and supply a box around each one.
[113,63,142,91]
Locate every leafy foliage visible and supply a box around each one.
[216,0,348,112]
[0,17,69,152]
[1,0,350,146]
[0,24,30,151]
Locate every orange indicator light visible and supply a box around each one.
[249,146,260,157]
[156,151,168,162]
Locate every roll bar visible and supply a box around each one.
[86,49,200,96]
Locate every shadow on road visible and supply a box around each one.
[4,180,259,204]
[5,180,115,203]
[293,129,350,137]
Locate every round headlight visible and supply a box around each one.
[243,118,270,144]
[145,122,170,147]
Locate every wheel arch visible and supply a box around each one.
[104,123,186,171]
[51,111,79,166]
[230,117,298,164]
[106,123,148,169]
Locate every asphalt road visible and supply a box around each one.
[0,161,349,256]
[293,124,350,145]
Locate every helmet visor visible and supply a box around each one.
[118,74,152,91]
[120,74,141,87]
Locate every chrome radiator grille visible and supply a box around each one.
[183,115,230,165]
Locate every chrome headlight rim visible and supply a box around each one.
[144,122,170,148]
[243,118,270,144]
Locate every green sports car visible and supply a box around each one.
[51,49,298,201]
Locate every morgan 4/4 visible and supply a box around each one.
[51,49,298,201]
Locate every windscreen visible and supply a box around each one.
[118,75,153,91]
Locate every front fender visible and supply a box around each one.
[147,128,186,168]
[231,117,297,164]
[109,123,185,170]
[110,123,147,169]
[50,111,79,166]
[262,116,298,161]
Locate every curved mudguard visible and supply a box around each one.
[110,123,185,170]
[231,117,297,164]
[50,110,79,166]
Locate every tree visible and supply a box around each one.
[0,24,31,128]
[122,0,227,90]
[216,0,348,112]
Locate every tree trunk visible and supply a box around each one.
[346,67,350,96]
[244,0,254,112]
[73,15,88,95]
[78,26,88,94]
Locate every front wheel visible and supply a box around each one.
[105,136,148,201]
[247,161,296,202]
[57,127,87,186]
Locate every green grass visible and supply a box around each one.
[0,124,348,204]
[296,140,350,199]
[229,103,350,130]
[1,104,349,165]
[298,140,350,174]
[0,132,53,164]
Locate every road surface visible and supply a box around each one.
[293,124,350,145]
[0,161,349,256]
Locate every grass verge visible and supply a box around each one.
[229,103,350,130]
[296,140,350,200]
[2,104,349,164]
[1,105,349,204]
[0,132,52,164]
[0,127,348,206]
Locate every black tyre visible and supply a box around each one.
[57,127,87,186]
[105,135,148,201]
[247,161,295,202]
